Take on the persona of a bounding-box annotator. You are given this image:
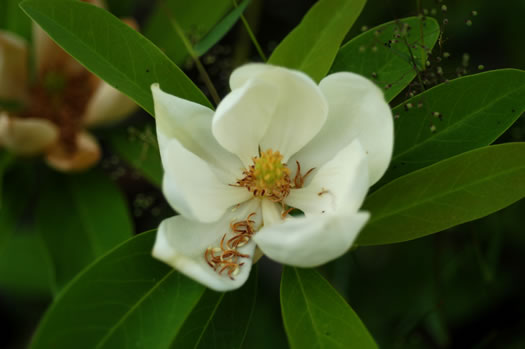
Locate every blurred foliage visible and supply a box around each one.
[1,0,524,348]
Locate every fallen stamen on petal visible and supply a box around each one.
[204,212,258,280]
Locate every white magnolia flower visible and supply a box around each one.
[0,0,137,172]
[152,63,393,291]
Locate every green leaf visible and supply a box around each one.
[20,0,211,115]
[30,230,206,349]
[193,0,251,56]
[280,267,377,349]
[0,164,34,254]
[358,143,525,246]
[37,169,133,291]
[331,16,440,102]
[0,232,53,298]
[172,266,258,348]
[143,0,233,66]
[378,69,525,186]
[0,0,32,41]
[107,123,163,187]
[268,0,367,82]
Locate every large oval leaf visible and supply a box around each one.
[31,230,206,349]
[20,0,211,115]
[171,267,258,348]
[358,143,525,246]
[37,169,133,291]
[331,16,440,102]
[281,267,377,349]
[377,69,525,186]
[269,0,367,82]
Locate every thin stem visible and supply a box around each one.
[234,0,267,62]
[417,0,426,70]
[161,0,221,106]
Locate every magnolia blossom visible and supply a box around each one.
[0,0,136,171]
[152,63,393,291]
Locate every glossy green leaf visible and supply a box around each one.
[20,0,211,115]
[172,266,258,348]
[0,0,31,41]
[143,0,233,66]
[37,169,133,291]
[358,143,525,246]
[281,267,377,349]
[378,69,525,186]
[331,16,440,102]
[193,0,251,56]
[107,123,163,187]
[268,0,367,82]
[30,230,206,349]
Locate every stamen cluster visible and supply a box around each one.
[205,213,257,280]
[235,149,291,203]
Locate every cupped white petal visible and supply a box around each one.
[0,31,28,102]
[253,211,370,267]
[290,72,393,185]
[162,137,251,223]
[152,84,242,183]
[83,81,137,127]
[153,200,261,291]
[286,139,368,215]
[0,113,58,156]
[229,63,274,90]
[227,64,328,162]
[212,78,279,167]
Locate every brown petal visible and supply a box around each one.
[45,131,101,172]
[0,31,28,102]
[0,113,59,156]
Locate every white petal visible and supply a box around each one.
[0,113,58,156]
[261,199,283,226]
[212,78,279,167]
[152,84,242,183]
[83,81,137,127]
[162,137,251,223]
[153,200,261,291]
[286,140,368,215]
[229,63,273,90]
[253,211,370,267]
[227,64,328,162]
[290,72,393,185]
[0,31,28,102]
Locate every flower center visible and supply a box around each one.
[20,68,98,154]
[235,149,291,203]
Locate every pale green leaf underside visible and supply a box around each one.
[358,143,525,245]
